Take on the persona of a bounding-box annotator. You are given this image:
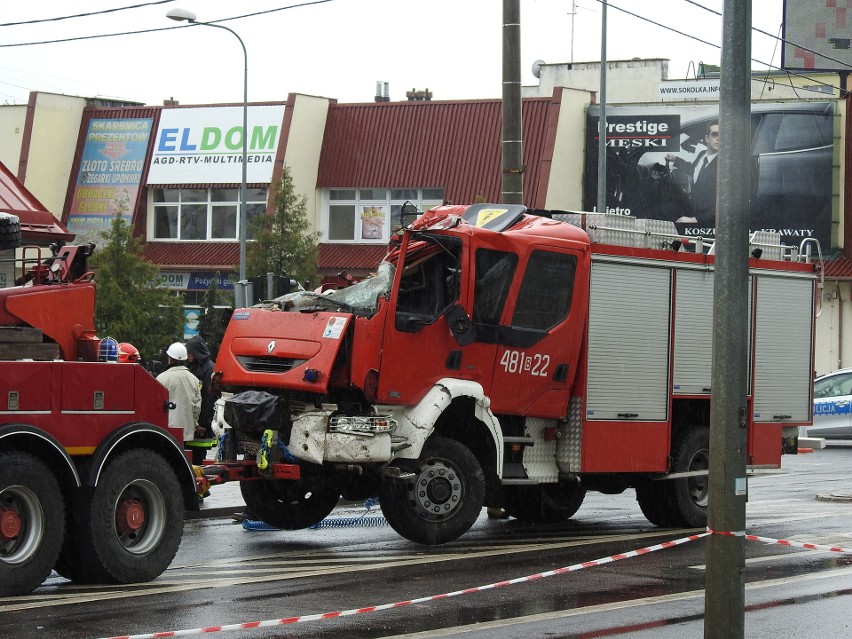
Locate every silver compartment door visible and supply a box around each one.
[753,274,814,423]
[673,270,753,395]
[672,269,714,395]
[586,260,671,421]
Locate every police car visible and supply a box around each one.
[807,368,852,439]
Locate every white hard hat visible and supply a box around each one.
[166,342,188,361]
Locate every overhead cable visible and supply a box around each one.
[0,1,175,28]
[0,0,335,48]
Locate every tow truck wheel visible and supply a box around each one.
[0,452,64,596]
[63,449,183,584]
[0,213,21,251]
[504,482,586,523]
[239,477,340,530]
[379,436,485,545]
[666,427,710,528]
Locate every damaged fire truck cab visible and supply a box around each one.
[214,203,816,546]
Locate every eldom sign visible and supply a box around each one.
[148,105,285,185]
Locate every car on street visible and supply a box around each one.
[804,368,852,439]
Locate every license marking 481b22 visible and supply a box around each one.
[500,350,550,377]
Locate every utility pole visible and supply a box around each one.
[502,0,523,204]
[704,2,751,638]
[596,0,607,216]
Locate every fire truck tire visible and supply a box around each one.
[379,436,485,545]
[0,213,21,250]
[239,478,340,530]
[667,427,710,528]
[503,483,586,523]
[635,480,682,527]
[62,450,184,584]
[0,452,65,597]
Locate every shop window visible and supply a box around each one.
[151,187,267,241]
[323,188,445,242]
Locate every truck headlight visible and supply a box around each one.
[328,415,397,436]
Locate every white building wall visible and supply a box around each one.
[0,106,27,173]
[23,93,86,214]
[282,93,331,234]
[523,59,670,102]
[524,59,839,104]
[815,282,845,376]
[544,87,591,211]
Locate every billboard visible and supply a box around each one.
[66,118,153,246]
[148,105,284,185]
[783,0,852,71]
[583,102,836,249]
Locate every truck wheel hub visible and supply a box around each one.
[410,462,462,520]
[0,508,21,539]
[116,499,145,533]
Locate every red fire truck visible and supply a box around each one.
[0,232,197,596]
[212,203,818,546]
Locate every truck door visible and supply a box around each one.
[486,245,587,418]
[377,234,476,405]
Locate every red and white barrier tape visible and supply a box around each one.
[100,531,709,639]
[708,528,852,554]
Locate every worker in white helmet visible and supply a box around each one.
[156,342,202,446]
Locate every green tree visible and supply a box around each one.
[90,214,183,362]
[246,165,319,291]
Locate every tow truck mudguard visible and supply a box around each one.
[0,423,82,489]
[85,421,198,511]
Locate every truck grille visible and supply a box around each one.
[236,355,306,373]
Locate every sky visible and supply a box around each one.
[0,0,788,107]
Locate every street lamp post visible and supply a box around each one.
[167,8,249,307]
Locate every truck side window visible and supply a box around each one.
[473,249,518,325]
[511,250,576,331]
[395,240,462,330]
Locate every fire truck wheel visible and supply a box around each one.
[63,449,184,584]
[239,478,340,529]
[379,436,485,545]
[635,480,683,527]
[667,427,710,528]
[0,452,65,597]
[503,483,586,523]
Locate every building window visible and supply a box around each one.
[323,188,445,242]
[151,187,268,241]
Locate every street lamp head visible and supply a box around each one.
[163,4,250,298]
[166,8,197,22]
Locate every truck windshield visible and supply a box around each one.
[324,260,395,315]
[264,261,395,318]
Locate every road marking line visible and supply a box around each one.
[0,529,693,613]
[372,565,852,639]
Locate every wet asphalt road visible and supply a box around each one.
[3,446,852,639]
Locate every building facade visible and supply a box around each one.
[0,61,848,372]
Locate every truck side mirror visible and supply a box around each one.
[445,304,476,346]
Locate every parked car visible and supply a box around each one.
[805,368,852,439]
